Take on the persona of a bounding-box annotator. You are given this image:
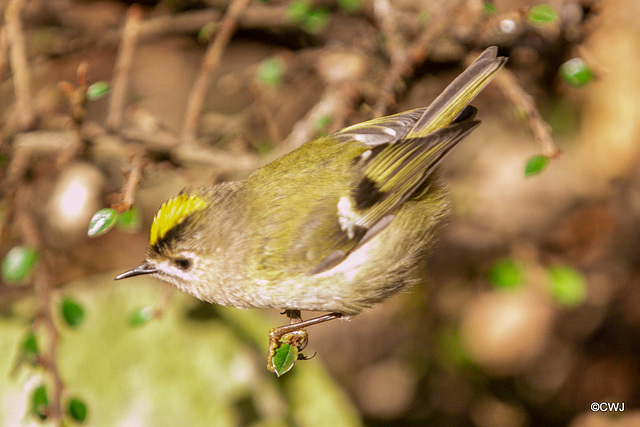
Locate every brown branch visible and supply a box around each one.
[15,186,64,424]
[112,147,145,213]
[5,0,36,130]
[372,3,461,117]
[107,5,142,132]
[0,26,8,78]
[279,84,358,153]
[249,83,282,144]
[495,69,561,158]
[181,0,251,144]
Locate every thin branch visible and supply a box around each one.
[0,26,8,78]
[5,0,36,130]
[107,5,142,132]
[16,186,64,424]
[181,0,251,144]
[279,84,358,153]
[249,83,282,144]
[495,69,560,158]
[372,3,461,117]
[112,147,145,213]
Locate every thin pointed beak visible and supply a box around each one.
[115,263,158,280]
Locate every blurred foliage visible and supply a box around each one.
[488,258,524,289]
[527,4,559,25]
[60,297,85,328]
[560,58,595,87]
[1,246,39,284]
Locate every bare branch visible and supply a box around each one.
[495,69,561,158]
[107,5,142,132]
[181,0,251,144]
[5,0,36,130]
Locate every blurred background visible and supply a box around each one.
[1,0,640,425]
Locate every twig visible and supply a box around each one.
[112,147,145,213]
[107,5,142,132]
[16,186,64,424]
[2,131,76,198]
[5,0,36,130]
[97,4,293,48]
[57,63,91,168]
[279,84,358,153]
[372,3,461,117]
[371,0,405,115]
[495,69,560,158]
[181,0,251,144]
[249,83,281,143]
[152,282,174,319]
[0,26,8,78]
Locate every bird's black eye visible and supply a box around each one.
[174,258,191,271]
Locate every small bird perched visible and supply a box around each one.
[116,47,507,372]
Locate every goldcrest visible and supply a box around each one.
[116,47,506,331]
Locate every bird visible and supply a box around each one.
[116,46,507,371]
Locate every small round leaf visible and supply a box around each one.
[61,297,85,328]
[86,81,111,101]
[338,0,360,13]
[88,208,118,237]
[31,384,49,420]
[68,397,88,422]
[287,0,311,23]
[548,265,587,307]
[272,343,298,377]
[22,331,39,365]
[560,58,594,87]
[488,258,523,289]
[524,154,548,177]
[1,245,39,284]
[128,306,154,327]
[257,57,285,87]
[301,8,329,34]
[528,4,558,25]
[483,2,497,14]
[117,207,142,233]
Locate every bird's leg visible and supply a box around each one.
[272,311,342,342]
[267,311,342,374]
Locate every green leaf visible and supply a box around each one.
[116,207,142,233]
[87,208,118,237]
[68,397,88,422]
[338,0,360,13]
[61,297,85,328]
[22,331,39,365]
[488,258,523,289]
[272,343,298,377]
[483,2,497,14]
[128,306,154,327]
[286,1,329,34]
[547,265,587,307]
[197,22,217,43]
[528,4,558,25]
[560,58,594,87]
[418,10,431,25]
[86,81,110,101]
[287,0,311,23]
[1,245,39,284]
[314,114,332,133]
[301,8,329,34]
[257,57,285,87]
[31,384,49,420]
[524,154,548,177]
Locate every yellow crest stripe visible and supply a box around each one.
[149,193,207,246]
